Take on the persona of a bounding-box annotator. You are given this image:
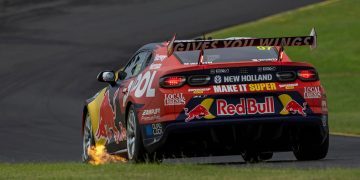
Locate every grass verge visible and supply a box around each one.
[209,0,360,135]
[0,163,359,179]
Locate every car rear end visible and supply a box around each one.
[142,32,328,160]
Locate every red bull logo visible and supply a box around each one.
[96,90,122,143]
[217,97,274,115]
[279,94,307,116]
[184,98,215,122]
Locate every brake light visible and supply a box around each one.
[160,76,186,88]
[298,69,318,81]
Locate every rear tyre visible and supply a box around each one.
[82,112,95,162]
[242,152,273,163]
[126,105,145,163]
[144,152,164,164]
[242,151,260,163]
[293,135,329,161]
[259,152,273,161]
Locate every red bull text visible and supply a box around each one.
[217,97,275,116]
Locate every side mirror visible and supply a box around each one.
[97,70,116,85]
[118,71,127,80]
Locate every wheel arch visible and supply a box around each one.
[81,87,107,142]
[81,105,88,136]
[125,101,133,127]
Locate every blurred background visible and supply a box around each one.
[1,0,358,163]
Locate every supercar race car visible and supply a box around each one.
[82,28,329,162]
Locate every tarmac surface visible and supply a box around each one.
[2,0,358,168]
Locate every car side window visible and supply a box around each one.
[132,52,149,76]
[143,52,154,68]
[122,51,150,80]
[122,57,135,79]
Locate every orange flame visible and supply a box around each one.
[88,145,127,165]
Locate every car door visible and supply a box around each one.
[99,50,151,153]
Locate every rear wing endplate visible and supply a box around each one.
[167,28,317,57]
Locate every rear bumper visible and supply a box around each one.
[141,114,329,156]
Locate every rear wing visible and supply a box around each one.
[167,28,317,57]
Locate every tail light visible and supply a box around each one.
[188,75,210,86]
[276,71,296,82]
[160,76,186,88]
[298,69,318,81]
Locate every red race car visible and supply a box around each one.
[82,28,329,162]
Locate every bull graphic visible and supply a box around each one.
[279,94,307,117]
[285,100,307,116]
[96,89,122,143]
[184,105,210,122]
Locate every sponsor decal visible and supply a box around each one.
[154,54,167,62]
[184,98,215,122]
[142,108,160,121]
[257,66,277,72]
[240,74,273,82]
[279,94,307,116]
[145,123,163,137]
[188,88,211,94]
[239,68,248,74]
[142,108,160,116]
[213,84,247,93]
[142,115,160,121]
[217,97,274,116]
[193,95,208,99]
[173,37,313,51]
[206,55,220,62]
[184,62,213,65]
[97,90,124,144]
[184,94,308,121]
[210,68,229,74]
[164,93,186,106]
[152,123,163,136]
[149,63,161,70]
[279,83,298,90]
[248,83,277,91]
[123,71,157,106]
[304,86,321,99]
[214,75,222,84]
[213,83,276,93]
[251,58,277,62]
[214,74,273,84]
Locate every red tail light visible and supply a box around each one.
[298,69,318,81]
[160,76,186,88]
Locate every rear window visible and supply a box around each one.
[174,46,278,65]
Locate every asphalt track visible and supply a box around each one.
[1,0,359,168]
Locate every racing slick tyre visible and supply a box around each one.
[126,105,145,163]
[259,152,273,161]
[242,152,273,163]
[293,135,329,161]
[242,152,261,163]
[82,112,95,162]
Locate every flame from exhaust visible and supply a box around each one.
[88,145,127,165]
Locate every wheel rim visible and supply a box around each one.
[82,114,93,161]
[127,109,136,160]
